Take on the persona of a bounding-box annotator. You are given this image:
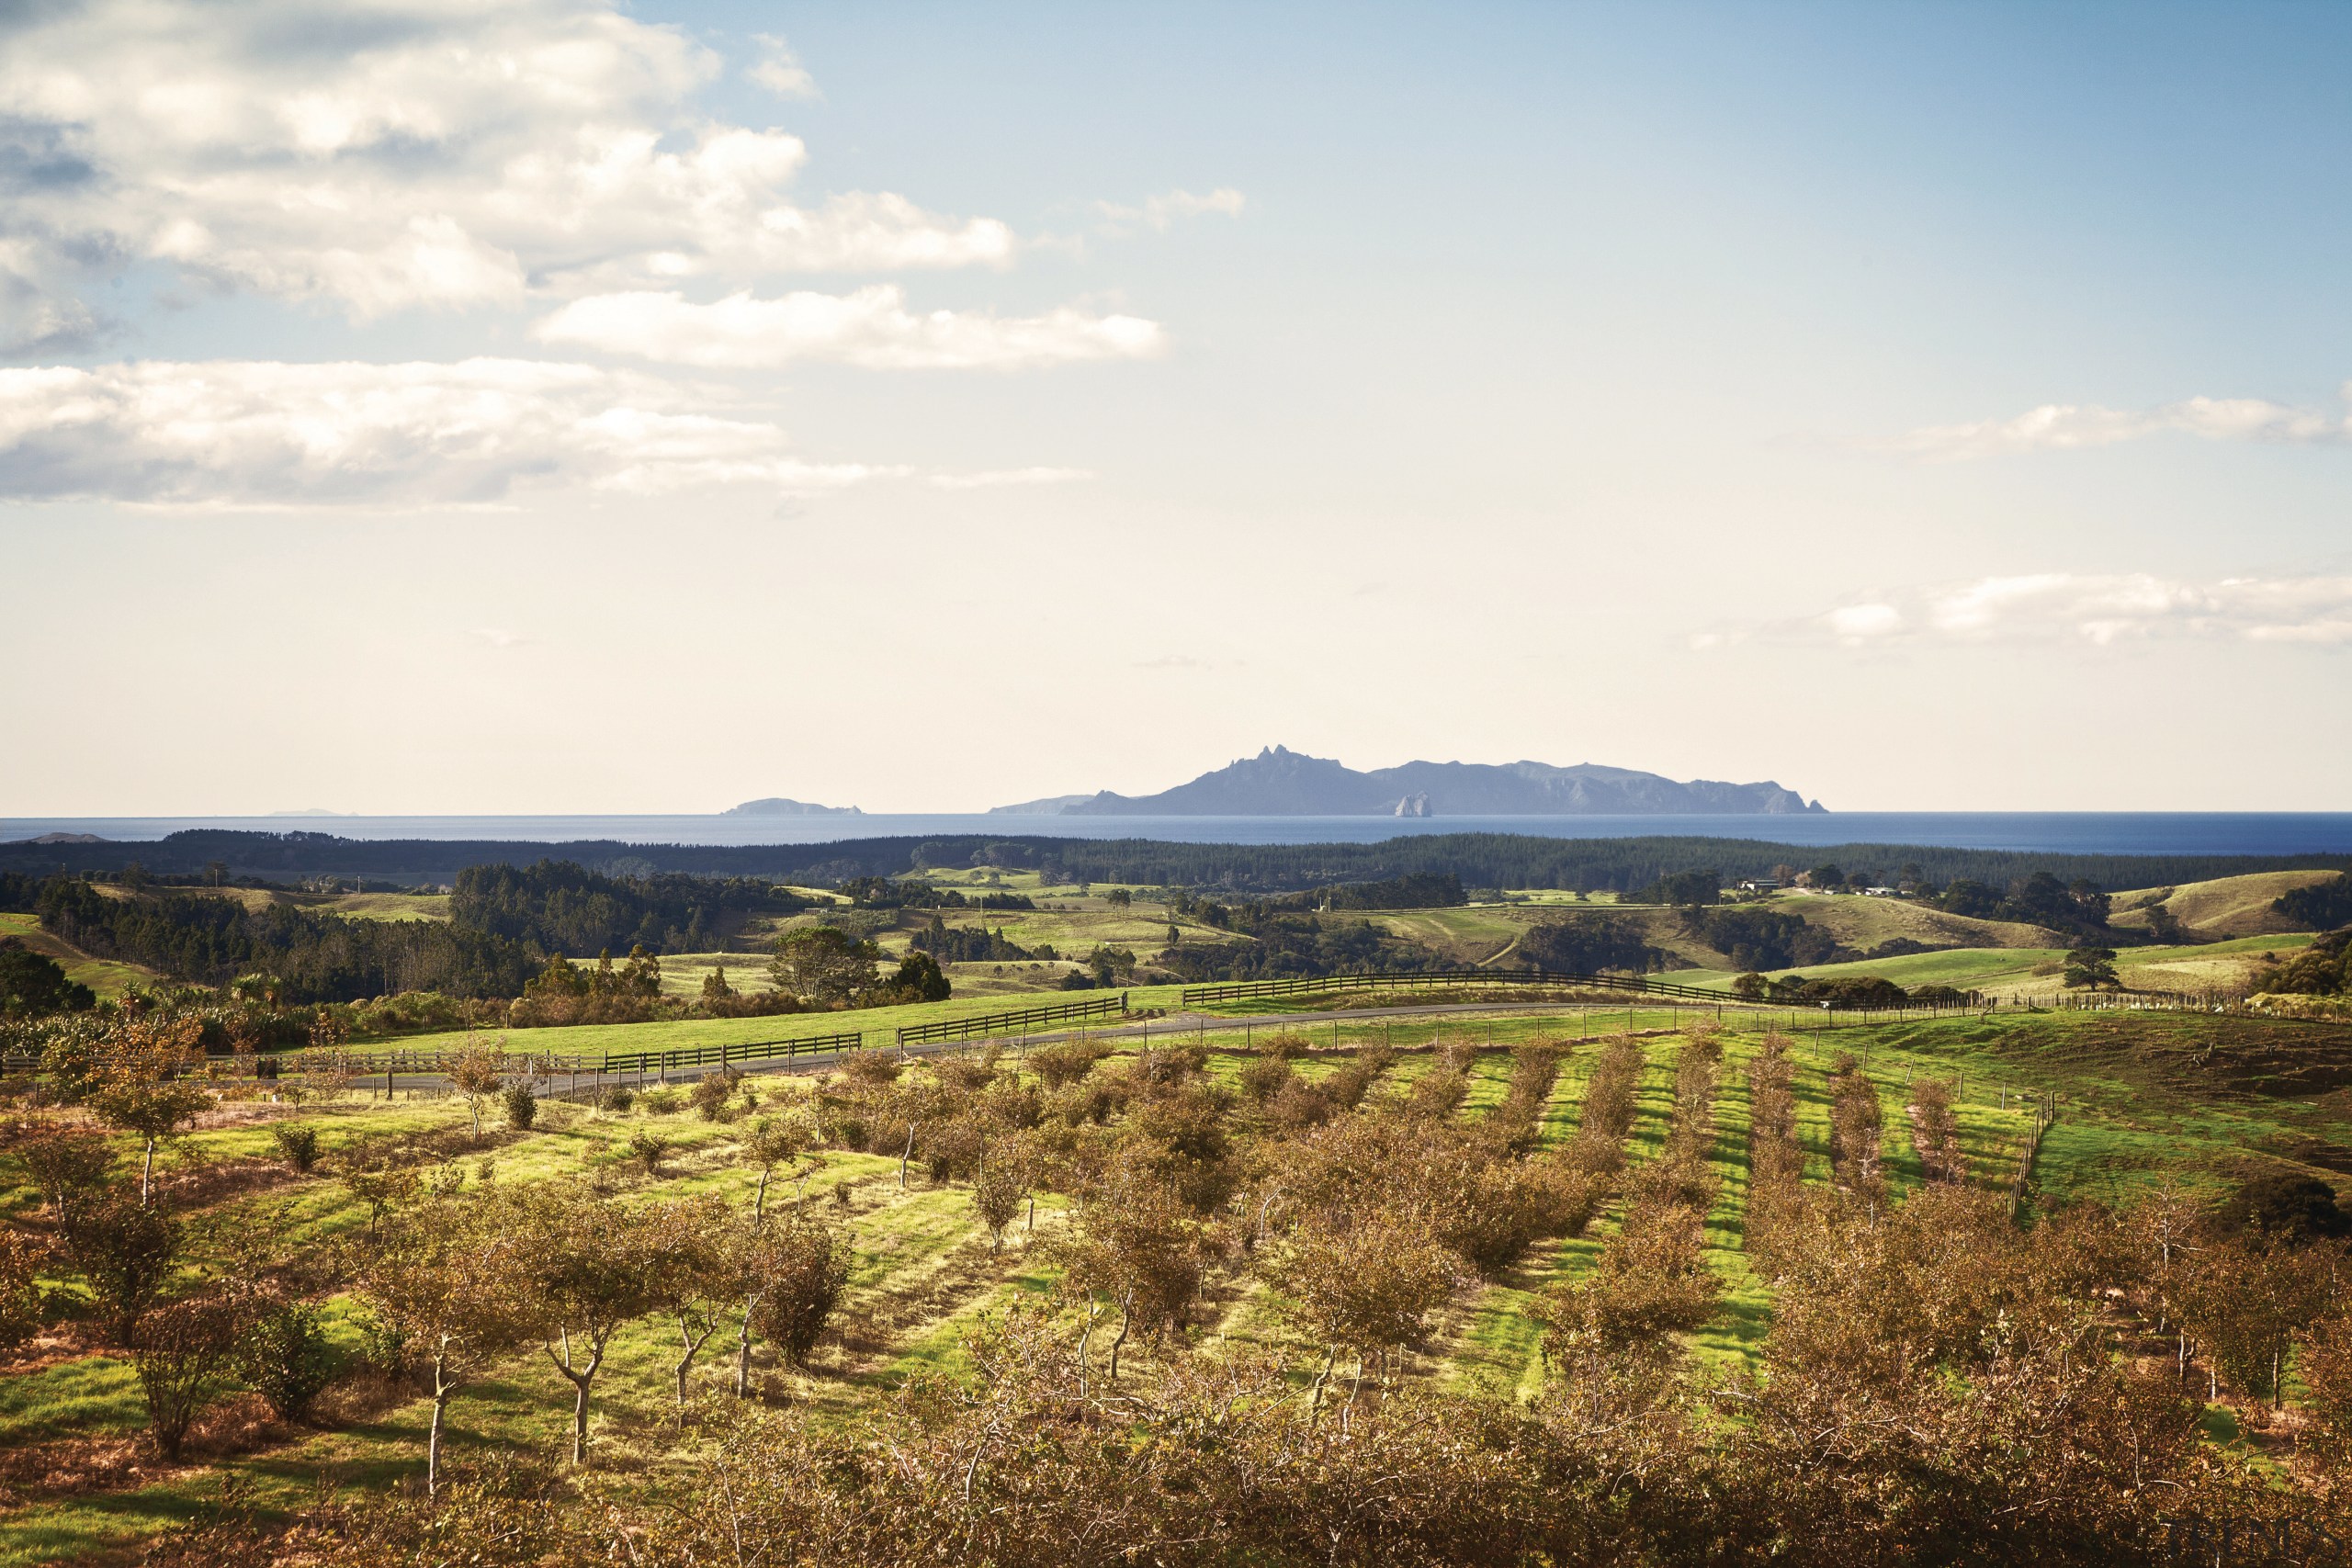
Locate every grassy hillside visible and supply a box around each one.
[1663,933,2315,1000]
[2112,869,2340,938]
[0,911,155,998]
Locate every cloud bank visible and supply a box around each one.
[0,0,1012,330]
[0,360,888,505]
[536,286,1166,369]
[1894,390,2352,460]
[1703,573,2352,649]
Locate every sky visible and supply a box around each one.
[2,0,2348,816]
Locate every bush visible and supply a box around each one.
[270,1124,322,1172]
[628,1130,671,1176]
[502,1084,537,1131]
[639,1088,683,1115]
[597,1085,634,1113]
[132,1290,251,1460]
[59,1189,181,1342]
[237,1297,339,1420]
[1237,1053,1294,1104]
[0,1229,48,1348]
[690,1071,741,1122]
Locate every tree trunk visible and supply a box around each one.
[754,1168,772,1226]
[428,1358,453,1497]
[736,1303,756,1398]
[1307,1345,1339,1424]
[547,1338,605,1465]
[1108,1292,1134,1381]
[899,1122,915,1190]
[141,1136,156,1206]
[675,1313,717,1410]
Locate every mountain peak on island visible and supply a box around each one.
[723,797,863,817]
[989,746,1824,817]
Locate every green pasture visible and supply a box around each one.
[0,911,154,999]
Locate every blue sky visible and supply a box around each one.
[2,1,2346,814]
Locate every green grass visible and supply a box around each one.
[0,911,156,999]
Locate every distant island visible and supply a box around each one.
[989,745,1825,817]
[723,797,864,817]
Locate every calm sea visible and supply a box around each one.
[6,813,2351,856]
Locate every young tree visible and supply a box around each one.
[447,1043,506,1141]
[59,1188,181,1342]
[769,927,880,1007]
[642,1196,731,1409]
[235,1295,340,1422]
[970,1135,1035,1255]
[1265,1210,1464,1416]
[86,1016,212,1204]
[131,1287,254,1461]
[1054,1168,1204,1383]
[741,1113,813,1224]
[0,1229,48,1348]
[347,1192,534,1495]
[23,1130,113,1224]
[730,1212,852,1393]
[509,1187,673,1464]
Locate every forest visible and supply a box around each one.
[6,863,804,1007]
[7,829,2349,898]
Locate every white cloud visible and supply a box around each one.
[1894,390,2352,459]
[928,467,1093,490]
[536,286,1166,369]
[0,0,1012,321]
[1713,573,2352,649]
[746,34,820,98]
[1096,187,1248,234]
[0,359,890,505]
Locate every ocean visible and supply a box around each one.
[6,813,2352,856]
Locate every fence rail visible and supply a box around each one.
[897,993,1127,1046]
[1177,969,1737,1007]
[0,1030,870,1079]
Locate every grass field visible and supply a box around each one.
[2111,869,2341,939]
[8,999,2349,1564]
[1661,932,2315,1000]
[0,912,155,999]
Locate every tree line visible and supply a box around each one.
[12,829,2347,901]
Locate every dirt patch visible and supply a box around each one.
[153,1156,307,1209]
[0,1325,107,1377]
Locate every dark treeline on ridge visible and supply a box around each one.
[7,829,2346,897]
[450,862,804,953]
[0,861,804,1006]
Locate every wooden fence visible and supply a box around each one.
[896,992,1127,1047]
[1,1029,869,1080]
[1179,969,1747,1007]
